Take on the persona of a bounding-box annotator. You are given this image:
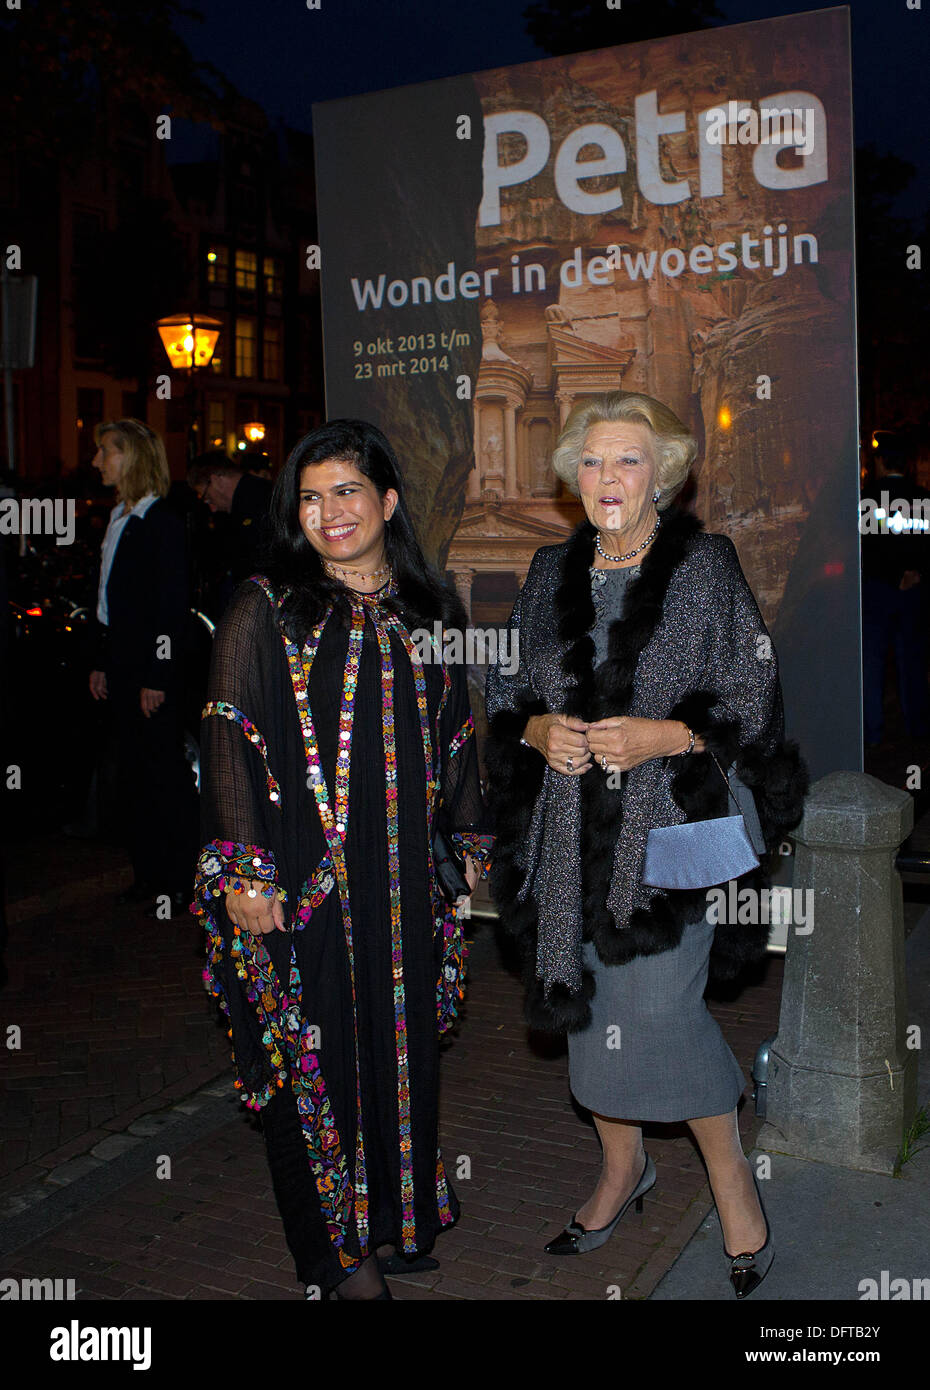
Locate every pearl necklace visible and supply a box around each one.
[595,511,661,564]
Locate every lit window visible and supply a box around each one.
[263,256,283,296]
[207,400,225,442]
[206,246,228,286]
[235,250,257,292]
[235,318,256,377]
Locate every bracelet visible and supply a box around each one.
[679,723,695,756]
[226,875,279,900]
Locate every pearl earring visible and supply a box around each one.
[653,490,660,502]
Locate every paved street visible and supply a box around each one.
[0,839,782,1301]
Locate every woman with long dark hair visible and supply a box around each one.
[194,420,491,1300]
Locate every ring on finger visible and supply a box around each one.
[601,754,608,770]
[566,756,574,772]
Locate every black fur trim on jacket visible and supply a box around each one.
[485,507,809,1032]
[730,735,809,855]
[524,965,596,1033]
[485,695,552,1028]
[559,515,712,977]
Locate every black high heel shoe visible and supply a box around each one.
[725,1169,775,1299]
[544,1153,656,1255]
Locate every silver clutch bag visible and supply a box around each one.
[642,754,763,890]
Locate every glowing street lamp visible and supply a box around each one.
[242,421,266,444]
[156,313,223,460]
[156,313,222,371]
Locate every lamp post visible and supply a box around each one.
[155,313,222,461]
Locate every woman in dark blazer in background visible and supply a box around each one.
[89,418,198,911]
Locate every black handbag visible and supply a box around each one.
[432,827,470,904]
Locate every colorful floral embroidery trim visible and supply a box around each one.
[202,701,282,808]
[375,617,418,1249]
[448,713,474,759]
[198,574,465,1258]
[278,596,373,1256]
[194,842,360,1268]
[293,854,335,929]
[195,839,285,902]
[436,904,468,1036]
[450,830,495,881]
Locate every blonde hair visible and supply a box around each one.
[95,418,170,506]
[551,391,697,507]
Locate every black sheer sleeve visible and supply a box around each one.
[436,657,493,876]
[196,580,286,896]
[432,654,491,1037]
[192,580,288,1101]
[483,555,549,865]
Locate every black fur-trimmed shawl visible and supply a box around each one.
[483,508,809,1033]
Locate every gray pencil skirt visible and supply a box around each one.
[566,914,747,1122]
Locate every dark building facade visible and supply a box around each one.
[1,94,322,482]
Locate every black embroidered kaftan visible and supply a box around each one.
[194,576,490,1292]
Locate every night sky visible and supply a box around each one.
[171,0,928,219]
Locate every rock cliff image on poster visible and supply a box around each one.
[313,7,860,778]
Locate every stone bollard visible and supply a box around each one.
[757,772,918,1175]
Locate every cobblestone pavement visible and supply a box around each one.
[1,839,228,1191]
[0,841,783,1301]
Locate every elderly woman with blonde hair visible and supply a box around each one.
[89,419,198,912]
[485,390,807,1298]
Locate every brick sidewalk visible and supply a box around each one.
[1,841,228,1195]
[1,869,783,1299]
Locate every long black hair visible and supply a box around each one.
[259,418,464,647]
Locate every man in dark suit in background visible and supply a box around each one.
[187,453,272,612]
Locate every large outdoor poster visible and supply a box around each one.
[314,7,860,781]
